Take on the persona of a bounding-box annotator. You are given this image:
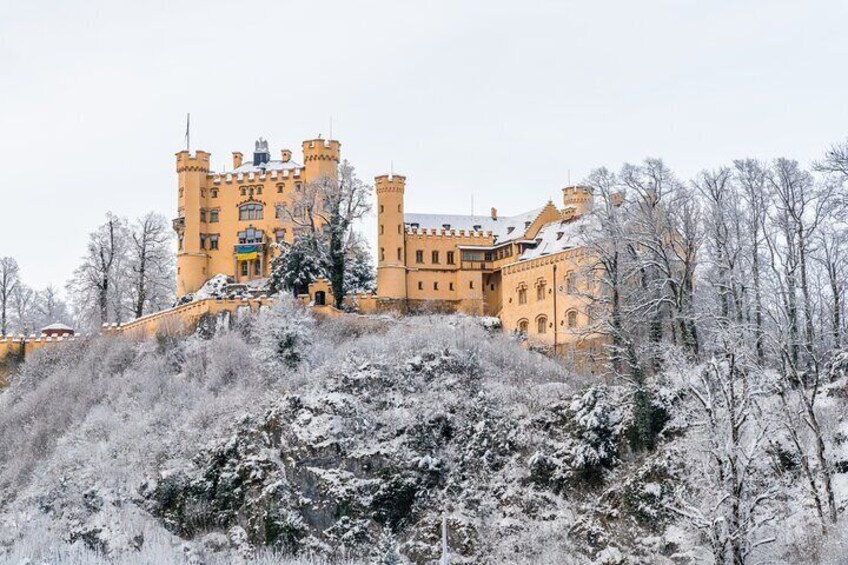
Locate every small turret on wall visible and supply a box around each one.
[562,185,594,218]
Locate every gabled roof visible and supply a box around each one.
[41,323,73,332]
[404,207,546,244]
[517,214,597,261]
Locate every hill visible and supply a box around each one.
[1,300,847,564]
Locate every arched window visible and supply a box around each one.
[567,310,578,328]
[536,316,548,334]
[239,203,263,221]
[210,188,219,199]
[518,319,529,334]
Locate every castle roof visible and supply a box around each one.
[230,159,303,174]
[517,214,597,261]
[404,207,545,243]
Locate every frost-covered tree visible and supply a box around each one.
[126,212,175,318]
[343,235,376,295]
[0,256,20,337]
[268,233,328,297]
[252,297,315,369]
[67,213,129,327]
[285,160,371,308]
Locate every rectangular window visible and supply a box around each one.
[275,229,286,243]
[397,248,402,261]
[432,251,440,264]
[209,235,219,250]
[537,284,546,301]
[418,281,423,290]
[241,262,249,277]
[210,209,219,223]
[449,282,454,291]
[254,260,261,276]
[200,234,206,250]
[469,281,474,289]
[434,282,439,290]
[447,251,455,265]
[416,250,424,263]
[380,248,385,261]
[200,209,207,222]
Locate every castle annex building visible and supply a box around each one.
[375,175,600,350]
[174,138,339,297]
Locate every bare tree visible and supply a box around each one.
[0,257,20,337]
[127,212,175,318]
[11,284,36,336]
[67,213,129,327]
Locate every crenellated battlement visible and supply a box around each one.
[405,227,494,240]
[208,166,304,184]
[302,138,340,162]
[176,150,211,173]
[375,174,406,194]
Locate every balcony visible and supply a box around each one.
[172,217,185,232]
[461,260,494,271]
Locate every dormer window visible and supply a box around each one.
[442,223,451,230]
[524,221,531,229]
[556,231,564,240]
[507,226,515,234]
[410,223,420,230]
[472,225,482,231]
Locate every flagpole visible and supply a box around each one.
[186,113,191,152]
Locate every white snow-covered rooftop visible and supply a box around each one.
[229,160,303,174]
[517,214,597,261]
[405,207,545,244]
[41,323,73,332]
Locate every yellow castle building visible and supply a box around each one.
[174,138,338,297]
[375,173,600,351]
[174,135,600,352]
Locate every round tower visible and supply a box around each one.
[302,138,341,183]
[175,150,210,298]
[562,185,594,217]
[375,174,407,302]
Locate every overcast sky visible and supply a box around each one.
[1,0,847,291]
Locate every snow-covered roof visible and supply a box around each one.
[517,214,597,261]
[405,207,546,244]
[230,159,303,174]
[41,323,73,332]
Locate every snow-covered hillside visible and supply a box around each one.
[1,301,847,564]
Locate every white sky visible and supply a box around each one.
[1,0,847,291]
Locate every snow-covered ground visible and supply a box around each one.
[0,302,846,564]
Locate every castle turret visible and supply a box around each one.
[302,138,341,182]
[375,174,407,302]
[175,150,210,297]
[562,185,594,218]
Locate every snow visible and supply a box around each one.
[517,214,597,261]
[404,207,546,243]
[229,159,303,175]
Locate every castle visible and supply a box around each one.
[174,137,601,353]
[174,138,338,297]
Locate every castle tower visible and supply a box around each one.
[375,174,407,302]
[175,150,210,297]
[302,138,341,183]
[562,185,594,218]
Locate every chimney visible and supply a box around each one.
[280,149,292,163]
[491,207,498,220]
[232,152,243,169]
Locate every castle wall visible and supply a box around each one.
[500,248,601,349]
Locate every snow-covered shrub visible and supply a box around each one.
[252,297,315,369]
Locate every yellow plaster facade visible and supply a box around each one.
[174,138,340,297]
[375,178,603,351]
